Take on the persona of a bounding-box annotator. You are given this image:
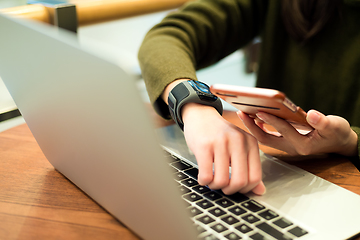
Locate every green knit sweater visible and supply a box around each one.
[138,0,360,158]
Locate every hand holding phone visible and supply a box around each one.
[210,84,312,131]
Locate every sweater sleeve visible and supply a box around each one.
[351,126,360,161]
[138,0,269,118]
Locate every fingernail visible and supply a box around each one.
[237,111,244,120]
[259,181,266,195]
[307,111,320,125]
[256,112,267,123]
[252,181,266,196]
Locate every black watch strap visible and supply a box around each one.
[168,80,223,130]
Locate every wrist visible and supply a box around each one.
[167,80,223,130]
[337,129,359,156]
[182,103,221,125]
[162,79,190,104]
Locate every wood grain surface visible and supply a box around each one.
[0,124,140,240]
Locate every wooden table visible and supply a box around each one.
[1,110,359,239]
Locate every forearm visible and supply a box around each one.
[161,79,190,104]
[138,0,268,117]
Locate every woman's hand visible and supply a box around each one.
[181,103,266,195]
[162,79,265,195]
[238,109,358,157]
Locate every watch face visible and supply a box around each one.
[188,80,218,101]
[191,80,211,93]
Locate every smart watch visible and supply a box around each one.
[168,80,223,130]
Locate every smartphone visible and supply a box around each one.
[210,84,312,131]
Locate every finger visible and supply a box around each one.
[238,111,281,144]
[255,120,282,136]
[305,110,357,156]
[238,111,267,138]
[221,136,249,195]
[208,141,230,190]
[251,181,266,195]
[256,112,299,137]
[194,149,214,186]
[306,110,330,136]
[256,112,308,147]
[239,111,298,154]
[238,141,264,194]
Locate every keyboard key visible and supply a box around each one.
[242,214,260,224]
[215,198,234,208]
[221,215,240,225]
[249,232,266,240]
[196,199,214,209]
[169,166,179,173]
[183,192,202,202]
[195,224,206,233]
[204,191,223,201]
[256,222,293,240]
[202,235,219,240]
[211,223,228,233]
[178,185,191,195]
[241,200,265,212]
[181,178,198,187]
[183,201,191,207]
[223,191,249,203]
[273,218,293,229]
[288,226,308,237]
[189,207,203,217]
[235,224,253,234]
[196,215,215,225]
[225,232,241,240]
[258,209,279,220]
[193,185,211,194]
[208,207,227,217]
[174,172,188,181]
[168,154,180,162]
[171,160,193,170]
[228,206,246,216]
[184,168,199,179]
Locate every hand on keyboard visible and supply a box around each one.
[181,103,266,195]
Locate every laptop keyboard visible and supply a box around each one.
[166,152,309,240]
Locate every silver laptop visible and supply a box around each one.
[0,13,360,240]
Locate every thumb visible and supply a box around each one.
[306,109,328,131]
[251,181,266,196]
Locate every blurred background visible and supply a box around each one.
[0,0,256,131]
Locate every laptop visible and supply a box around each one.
[0,13,360,240]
